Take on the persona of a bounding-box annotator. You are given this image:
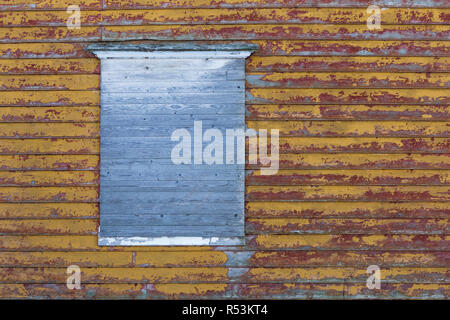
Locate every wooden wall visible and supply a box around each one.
[0,0,448,299]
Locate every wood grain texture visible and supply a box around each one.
[247,57,450,72]
[0,0,449,300]
[3,9,450,26]
[0,106,99,122]
[0,235,447,251]
[102,25,450,41]
[102,0,450,9]
[0,59,99,74]
[1,41,448,58]
[98,53,247,243]
[246,105,450,120]
[0,283,448,299]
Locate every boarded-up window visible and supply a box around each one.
[87,43,256,246]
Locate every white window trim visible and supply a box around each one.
[88,42,257,246]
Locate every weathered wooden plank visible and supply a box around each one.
[0,91,99,106]
[0,235,446,251]
[102,92,244,104]
[3,8,450,27]
[0,203,98,218]
[246,186,450,201]
[100,137,229,158]
[0,10,101,26]
[246,72,450,89]
[246,105,450,120]
[101,166,243,181]
[0,106,99,123]
[100,137,449,155]
[0,59,99,74]
[103,0,450,9]
[247,56,450,72]
[247,121,449,137]
[0,43,92,58]
[0,283,447,299]
[246,250,450,267]
[246,170,450,186]
[0,267,447,284]
[102,80,242,93]
[0,27,101,43]
[102,153,450,170]
[252,40,450,56]
[102,69,244,82]
[246,218,449,235]
[101,188,242,201]
[0,171,98,186]
[100,114,242,125]
[6,8,449,26]
[100,201,243,215]
[102,57,243,71]
[103,25,450,41]
[246,88,449,105]
[0,283,325,299]
[246,202,450,218]
[344,283,449,299]
[0,155,99,170]
[0,267,230,283]
[1,250,447,268]
[98,137,450,156]
[100,179,244,191]
[100,8,450,25]
[1,41,447,58]
[236,283,450,299]
[251,153,450,169]
[0,219,97,235]
[101,125,238,137]
[275,137,449,153]
[102,214,243,226]
[247,234,450,250]
[102,103,244,115]
[0,123,99,138]
[0,235,127,251]
[100,225,244,238]
[0,75,99,91]
[0,187,98,202]
[0,252,133,267]
[0,139,99,154]
[0,0,101,10]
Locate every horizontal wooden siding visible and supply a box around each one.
[0,0,448,299]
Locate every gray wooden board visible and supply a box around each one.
[100,214,243,226]
[100,114,243,125]
[101,81,243,93]
[101,104,245,115]
[100,58,244,70]
[100,189,243,201]
[101,168,243,181]
[101,92,245,104]
[100,201,243,215]
[98,52,248,244]
[99,225,245,238]
[101,127,245,137]
[100,180,244,190]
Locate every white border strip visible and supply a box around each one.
[98,236,245,246]
[92,51,254,59]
